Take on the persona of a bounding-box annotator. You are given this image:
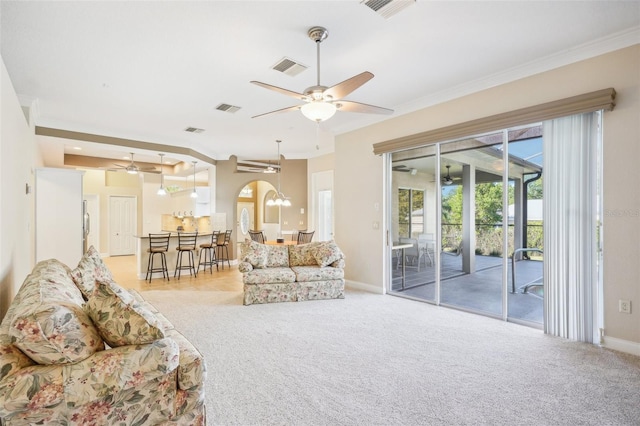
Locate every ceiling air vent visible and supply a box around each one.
[184,127,205,134]
[215,103,241,113]
[361,0,415,19]
[272,57,308,77]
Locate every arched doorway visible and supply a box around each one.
[236,180,278,256]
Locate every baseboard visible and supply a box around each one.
[602,336,640,357]
[345,280,384,295]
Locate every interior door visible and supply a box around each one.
[109,196,136,256]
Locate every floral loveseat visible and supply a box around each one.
[0,247,206,425]
[239,240,345,305]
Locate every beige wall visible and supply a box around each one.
[335,45,640,346]
[0,58,39,318]
[215,156,307,258]
[83,169,142,254]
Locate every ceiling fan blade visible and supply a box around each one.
[250,81,308,101]
[252,105,301,119]
[324,71,374,100]
[335,100,394,115]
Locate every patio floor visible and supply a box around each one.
[391,253,544,324]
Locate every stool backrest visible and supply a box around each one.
[177,232,198,250]
[149,233,171,251]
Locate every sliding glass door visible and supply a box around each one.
[389,125,547,326]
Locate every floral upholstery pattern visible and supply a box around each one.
[297,280,345,302]
[6,259,103,365]
[290,266,344,282]
[243,267,296,285]
[312,240,344,267]
[241,239,269,268]
[241,240,345,305]
[9,302,104,365]
[288,242,322,267]
[0,259,206,425]
[243,283,298,305]
[266,245,289,268]
[70,245,114,299]
[85,279,165,347]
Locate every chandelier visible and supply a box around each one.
[266,140,291,207]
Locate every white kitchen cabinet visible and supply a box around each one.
[171,187,210,217]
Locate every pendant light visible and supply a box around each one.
[190,161,198,198]
[266,140,291,207]
[157,153,167,196]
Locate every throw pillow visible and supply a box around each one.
[85,279,165,347]
[313,240,344,268]
[243,239,268,269]
[70,245,115,299]
[9,302,104,365]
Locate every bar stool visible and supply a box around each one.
[198,230,219,273]
[174,232,198,279]
[145,232,171,282]
[215,229,232,269]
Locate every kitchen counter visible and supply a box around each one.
[135,232,223,279]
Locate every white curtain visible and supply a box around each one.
[543,112,601,343]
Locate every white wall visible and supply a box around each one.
[335,45,640,348]
[0,57,39,318]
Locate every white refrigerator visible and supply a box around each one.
[35,168,86,267]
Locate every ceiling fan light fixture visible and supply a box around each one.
[126,168,138,175]
[301,101,336,122]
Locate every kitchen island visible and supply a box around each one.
[135,232,224,279]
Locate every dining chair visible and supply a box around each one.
[198,230,219,273]
[249,230,265,244]
[216,229,232,269]
[297,230,315,244]
[174,232,198,279]
[145,232,171,282]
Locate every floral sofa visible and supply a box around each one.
[239,240,345,305]
[0,247,206,425]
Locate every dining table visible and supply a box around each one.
[265,240,298,246]
[392,242,414,290]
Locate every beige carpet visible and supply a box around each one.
[140,289,640,426]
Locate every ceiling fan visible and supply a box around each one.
[443,165,456,185]
[251,26,394,122]
[111,152,159,175]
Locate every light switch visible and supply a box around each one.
[300,208,305,214]
[372,221,379,230]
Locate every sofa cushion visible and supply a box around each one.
[241,239,269,268]
[288,242,322,267]
[290,266,345,282]
[9,303,104,365]
[265,245,289,268]
[85,279,165,347]
[70,246,115,299]
[7,259,104,365]
[242,267,296,285]
[313,240,344,267]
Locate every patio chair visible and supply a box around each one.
[418,233,435,266]
[399,237,428,271]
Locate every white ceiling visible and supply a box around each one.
[2,1,639,167]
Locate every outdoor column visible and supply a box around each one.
[513,177,523,260]
[462,164,475,273]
